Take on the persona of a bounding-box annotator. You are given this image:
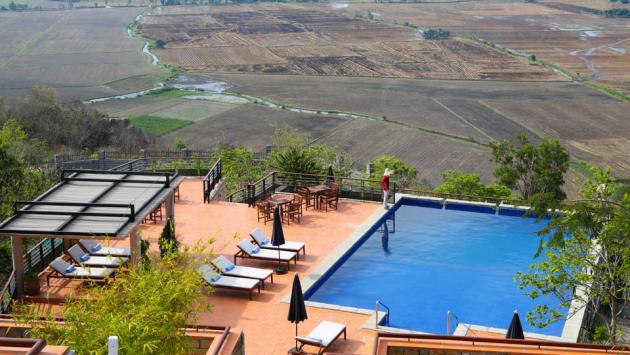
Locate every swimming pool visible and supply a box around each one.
[305,197,568,336]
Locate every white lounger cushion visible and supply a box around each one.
[238,240,296,261]
[298,321,346,346]
[250,228,305,252]
[68,245,127,267]
[50,257,115,278]
[198,265,259,289]
[80,239,131,257]
[212,255,272,280]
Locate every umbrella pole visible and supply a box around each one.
[295,323,298,349]
[276,246,287,275]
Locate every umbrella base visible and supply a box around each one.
[287,347,304,354]
[275,266,288,275]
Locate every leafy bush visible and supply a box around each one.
[434,170,511,199]
[370,155,417,188]
[16,241,212,354]
[424,28,450,40]
[213,146,264,194]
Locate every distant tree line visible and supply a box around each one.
[0,86,147,156]
[601,8,630,17]
[424,28,450,40]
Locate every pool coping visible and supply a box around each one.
[290,193,584,341]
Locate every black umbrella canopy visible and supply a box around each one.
[271,207,286,246]
[327,165,335,184]
[288,273,308,348]
[271,207,287,274]
[506,310,525,339]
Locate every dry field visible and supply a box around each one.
[137,4,556,81]
[205,73,630,180]
[327,0,630,94]
[0,8,161,101]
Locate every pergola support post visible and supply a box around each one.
[165,191,175,235]
[11,237,24,297]
[130,227,142,266]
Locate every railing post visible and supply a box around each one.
[361,180,365,200]
[39,242,44,271]
[375,301,379,329]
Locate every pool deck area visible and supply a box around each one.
[140,178,383,354]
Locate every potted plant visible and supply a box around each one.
[24,268,40,296]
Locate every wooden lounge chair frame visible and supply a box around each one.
[296,325,346,355]
[249,231,306,260]
[209,261,274,290]
[212,280,261,300]
[234,246,297,270]
[46,259,115,286]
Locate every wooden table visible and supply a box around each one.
[265,195,293,221]
[307,185,331,210]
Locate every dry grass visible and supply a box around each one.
[137,4,556,81]
[0,8,161,101]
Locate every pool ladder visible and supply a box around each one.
[375,300,390,328]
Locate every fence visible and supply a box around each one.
[225,171,397,206]
[203,159,222,203]
[0,238,63,313]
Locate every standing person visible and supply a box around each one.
[381,168,392,209]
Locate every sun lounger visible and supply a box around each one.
[235,240,297,270]
[80,239,131,257]
[296,321,347,355]
[198,264,261,300]
[68,245,127,268]
[250,228,306,259]
[47,257,116,286]
[211,255,273,289]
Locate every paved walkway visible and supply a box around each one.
[141,178,381,354]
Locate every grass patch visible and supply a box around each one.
[570,160,595,179]
[584,81,630,102]
[129,116,194,136]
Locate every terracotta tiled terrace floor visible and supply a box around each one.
[140,178,382,355]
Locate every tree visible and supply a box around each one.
[434,170,511,199]
[491,134,569,201]
[516,166,630,345]
[214,146,264,194]
[16,242,211,354]
[371,155,417,188]
[265,125,321,174]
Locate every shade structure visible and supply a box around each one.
[271,207,287,274]
[506,310,525,339]
[288,273,308,349]
[326,165,335,186]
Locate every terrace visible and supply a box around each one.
[0,162,626,354]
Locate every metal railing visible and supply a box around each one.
[0,238,63,313]
[397,187,527,206]
[225,171,397,206]
[375,300,390,328]
[203,159,222,203]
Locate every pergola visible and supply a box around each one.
[0,170,184,296]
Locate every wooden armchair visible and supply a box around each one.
[320,184,339,212]
[283,195,303,224]
[256,202,273,224]
[297,188,316,210]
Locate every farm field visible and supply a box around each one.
[0,7,162,101]
[327,0,630,94]
[205,73,630,180]
[137,4,557,81]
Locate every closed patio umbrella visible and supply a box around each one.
[506,310,525,339]
[326,165,335,186]
[288,273,308,350]
[271,206,287,275]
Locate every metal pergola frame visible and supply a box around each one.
[0,169,185,297]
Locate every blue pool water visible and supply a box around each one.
[306,199,567,336]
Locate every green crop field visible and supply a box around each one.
[129,116,194,137]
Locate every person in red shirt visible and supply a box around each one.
[381,168,392,209]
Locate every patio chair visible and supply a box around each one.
[211,255,273,289]
[235,240,297,270]
[249,228,306,259]
[47,257,116,286]
[297,188,316,210]
[319,184,339,212]
[68,245,128,268]
[256,201,273,224]
[198,264,261,300]
[283,195,303,224]
[296,321,347,355]
[79,239,131,257]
